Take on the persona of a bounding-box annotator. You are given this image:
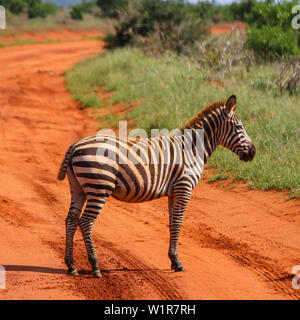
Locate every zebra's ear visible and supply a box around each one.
[225,95,237,113]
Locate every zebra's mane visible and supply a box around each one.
[183,100,226,129]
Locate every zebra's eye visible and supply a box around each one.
[235,124,243,130]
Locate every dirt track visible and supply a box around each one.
[0,31,299,300]
[208,22,246,34]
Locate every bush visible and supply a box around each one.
[246,0,298,30]
[275,59,300,95]
[0,0,57,18]
[247,26,299,60]
[0,0,27,15]
[27,1,57,18]
[70,4,85,20]
[244,0,300,60]
[223,0,256,22]
[96,0,127,18]
[193,0,219,21]
[105,0,207,54]
[70,1,96,20]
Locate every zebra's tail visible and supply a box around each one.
[57,145,73,181]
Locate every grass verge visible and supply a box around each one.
[66,47,300,198]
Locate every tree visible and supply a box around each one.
[96,0,127,17]
[0,0,57,18]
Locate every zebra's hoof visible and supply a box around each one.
[67,268,78,276]
[171,263,185,272]
[92,269,102,278]
[174,266,185,272]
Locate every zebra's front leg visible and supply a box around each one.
[168,191,191,272]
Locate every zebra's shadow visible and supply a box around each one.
[3,265,172,276]
[78,268,173,277]
[3,265,66,275]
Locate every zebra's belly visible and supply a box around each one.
[111,178,170,203]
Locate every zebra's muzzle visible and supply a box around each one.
[239,143,256,162]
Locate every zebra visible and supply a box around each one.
[58,95,256,278]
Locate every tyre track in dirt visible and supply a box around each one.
[191,221,299,299]
[97,238,184,300]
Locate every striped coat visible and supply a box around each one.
[58,95,255,277]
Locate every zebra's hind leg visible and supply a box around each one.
[65,169,86,276]
[79,193,111,278]
[168,190,191,272]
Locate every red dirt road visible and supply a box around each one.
[0,31,299,300]
[208,22,247,34]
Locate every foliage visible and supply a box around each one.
[70,3,85,19]
[191,31,254,72]
[27,1,58,18]
[96,0,127,18]
[70,0,96,20]
[104,0,207,55]
[0,0,27,15]
[275,58,300,95]
[247,25,299,60]
[0,0,58,18]
[245,0,300,60]
[245,0,298,30]
[221,0,257,22]
[230,0,256,21]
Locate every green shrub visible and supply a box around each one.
[27,1,57,18]
[70,1,96,20]
[224,0,256,22]
[105,0,207,54]
[193,0,220,21]
[70,3,85,20]
[0,0,57,18]
[96,0,127,18]
[244,0,300,60]
[247,26,299,60]
[246,0,298,30]
[0,0,27,15]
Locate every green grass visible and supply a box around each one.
[208,174,229,183]
[66,48,300,198]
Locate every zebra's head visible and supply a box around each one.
[220,95,256,162]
